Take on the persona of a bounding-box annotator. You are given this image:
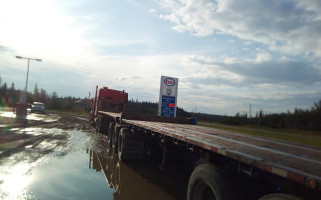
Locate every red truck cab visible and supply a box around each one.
[90,86,128,124]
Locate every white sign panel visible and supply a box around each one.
[158,76,179,117]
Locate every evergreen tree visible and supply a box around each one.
[10,82,15,92]
[33,83,39,101]
[39,89,46,103]
[0,82,7,97]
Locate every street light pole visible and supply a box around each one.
[16,56,42,103]
[26,58,30,94]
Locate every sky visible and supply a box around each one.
[0,0,321,116]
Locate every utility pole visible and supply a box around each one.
[15,55,42,121]
[249,104,252,118]
[16,56,42,103]
[87,92,91,112]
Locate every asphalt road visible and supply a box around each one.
[0,111,188,200]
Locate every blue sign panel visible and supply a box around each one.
[161,96,175,117]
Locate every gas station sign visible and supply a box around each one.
[158,76,178,117]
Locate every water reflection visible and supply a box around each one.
[0,162,33,200]
[89,148,177,200]
[0,110,60,123]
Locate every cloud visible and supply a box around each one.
[157,0,321,57]
[182,55,321,88]
[178,76,321,115]
[149,8,157,13]
[0,0,95,66]
[174,53,321,114]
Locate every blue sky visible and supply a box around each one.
[1,0,321,115]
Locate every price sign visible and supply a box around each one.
[158,76,178,117]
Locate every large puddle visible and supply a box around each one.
[0,150,114,200]
[0,119,188,200]
[0,111,61,122]
[0,127,114,200]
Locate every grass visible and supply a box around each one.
[198,121,321,148]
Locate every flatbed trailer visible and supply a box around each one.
[93,111,321,200]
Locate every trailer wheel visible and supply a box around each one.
[98,117,108,134]
[108,123,115,148]
[118,128,128,161]
[118,128,144,161]
[259,194,302,200]
[113,126,121,154]
[187,163,230,200]
[95,116,100,131]
[91,121,96,128]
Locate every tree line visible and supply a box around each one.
[194,103,321,132]
[0,75,82,110]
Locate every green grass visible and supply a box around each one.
[198,122,321,148]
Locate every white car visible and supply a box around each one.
[31,102,45,114]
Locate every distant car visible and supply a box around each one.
[31,102,45,114]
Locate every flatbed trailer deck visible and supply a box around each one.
[123,119,321,190]
[98,111,321,191]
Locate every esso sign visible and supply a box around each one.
[164,78,175,86]
[159,76,178,117]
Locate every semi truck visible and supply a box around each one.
[90,86,321,200]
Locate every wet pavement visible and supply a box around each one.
[0,110,189,200]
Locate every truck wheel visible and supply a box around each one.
[113,126,121,154]
[187,163,230,200]
[98,117,108,134]
[118,128,144,161]
[90,121,95,128]
[259,194,302,200]
[108,122,115,148]
[118,128,128,161]
[95,116,100,131]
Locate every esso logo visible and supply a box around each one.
[164,78,175,86]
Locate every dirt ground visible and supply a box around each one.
[0,113,91,158]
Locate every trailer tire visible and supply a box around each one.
[91,121,96,128]
[187,163,230,200]
[259,194,302,200]
[108,122,115,148]
[118,128,144,161]
[118,128,128,161]
[95,116,100,131]
[98,116,108,134]
[113,126,121,154]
